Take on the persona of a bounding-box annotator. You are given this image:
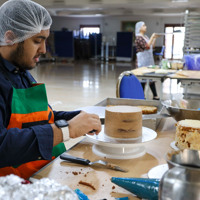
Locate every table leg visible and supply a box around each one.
[146,79,150,99]
[170,78,172,99]
[160,80,163,100]
[184,83,188,98]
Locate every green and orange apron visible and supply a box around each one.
[0,82,66,179]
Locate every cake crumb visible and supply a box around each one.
[79,181,96,190]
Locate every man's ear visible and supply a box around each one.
[4,30,16,44]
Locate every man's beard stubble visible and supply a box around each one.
[9,42,33,71]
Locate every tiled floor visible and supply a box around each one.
[31,60,134,111]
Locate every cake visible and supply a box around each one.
[136,105,157,114]
[175,119,200,150]
[104,106,142,139]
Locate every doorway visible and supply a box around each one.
[80,25,100,39]
[164,24,185,60]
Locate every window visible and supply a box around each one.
[164,24,185,60]
[80,25,100,39]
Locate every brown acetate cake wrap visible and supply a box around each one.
[104,106,142,139]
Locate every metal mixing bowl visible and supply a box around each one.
[159,150,200,200]
[166,149,200,169]
[161,99,200,121]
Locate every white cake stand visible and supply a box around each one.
[86,125,157,159]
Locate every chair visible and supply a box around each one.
[116,71,145,99]
[154,46,165,65]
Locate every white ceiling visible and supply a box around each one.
[40,0,200,17]
[1,0,200,17]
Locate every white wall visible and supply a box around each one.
[51,15,184,46]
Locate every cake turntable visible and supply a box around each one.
[86,125,157,159]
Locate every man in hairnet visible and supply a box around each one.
[0,0,101,179]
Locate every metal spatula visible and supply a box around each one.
[60,153,128,172]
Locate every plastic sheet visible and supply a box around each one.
[0,174,78,200]
[184,54,200,70]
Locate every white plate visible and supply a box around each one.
[170,141,179,151]
[86,125,157,148]
[148,164,169,179]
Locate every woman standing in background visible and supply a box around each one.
[135,21,160,100]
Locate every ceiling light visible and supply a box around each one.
[172,0,188,2]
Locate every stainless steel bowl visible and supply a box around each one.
[159,150,200,200]
[165,149,200,169]
[159,166,200,200]
[161,99,200,121]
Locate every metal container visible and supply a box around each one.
[162,99,200,121]
[95,98,164,130]
[159,150,200,200]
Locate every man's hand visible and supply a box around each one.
[68,111,101,138]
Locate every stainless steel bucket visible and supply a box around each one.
[159,151,200,200]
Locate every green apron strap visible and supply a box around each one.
[52,143,66,158]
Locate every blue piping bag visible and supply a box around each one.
[111,177,160,200]
[74,189,90,200]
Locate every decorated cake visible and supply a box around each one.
[104,105,142,139]
[175,119,200,150]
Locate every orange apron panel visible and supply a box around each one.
[7,107,54,129]
[0,157,55,180]
[0,82,61,179]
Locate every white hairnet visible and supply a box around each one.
[0,0,52,46]
[135,21,145,36]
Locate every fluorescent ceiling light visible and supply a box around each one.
[172,0,188,2]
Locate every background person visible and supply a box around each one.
[135,21,160,100]
[0,0,101,179]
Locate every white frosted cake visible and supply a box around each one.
[175,119,200,150]
[104,106,142,139]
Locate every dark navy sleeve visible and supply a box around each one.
[0,73,53,168]
[53,110,81,121]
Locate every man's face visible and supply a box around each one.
[9,29,50,70]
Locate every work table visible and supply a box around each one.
[32,117,177,200]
